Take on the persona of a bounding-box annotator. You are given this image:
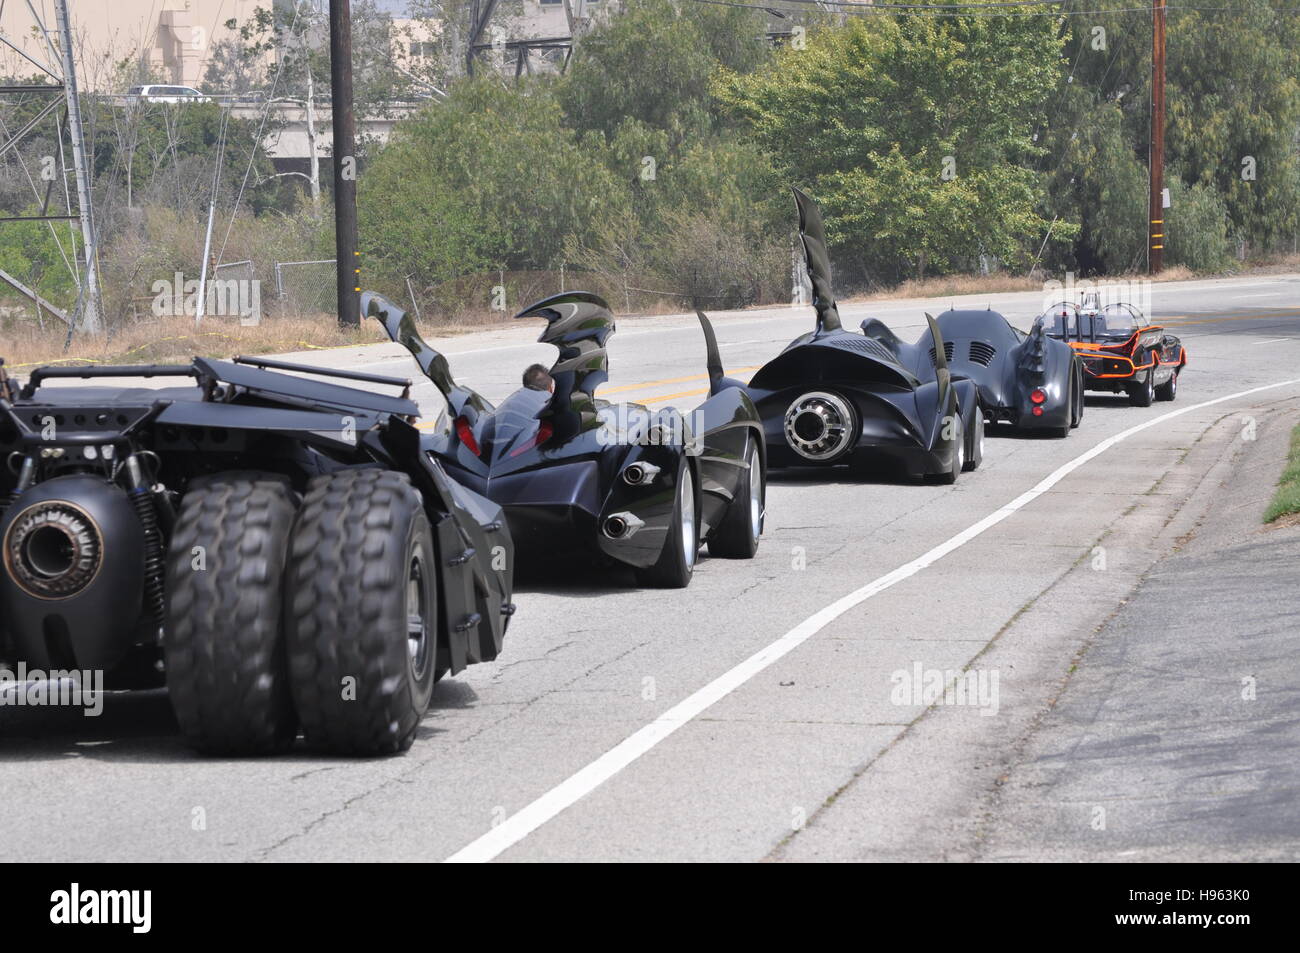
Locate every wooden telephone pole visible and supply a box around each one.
[1148,0,1167,274]
[331,0,360,326]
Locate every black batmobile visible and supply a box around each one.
[0,354,513,756]
[363,290,765,588]
[911,308,1084,437]
[742,188,983,482]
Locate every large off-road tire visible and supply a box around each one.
[708,440,764,559]
[1128,365,1156,407]
[636,457,698,588]
[285,469,437,756]
[164,473,299,755]
[1155,367,1179,402]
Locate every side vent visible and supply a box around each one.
[968,341,997,367]
[928,342,955,367]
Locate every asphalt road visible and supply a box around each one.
[2,273,1299,862]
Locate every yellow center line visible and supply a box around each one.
[598,365,761,396]
[1160,310,1300,327]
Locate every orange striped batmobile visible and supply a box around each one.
[1036,298,1186,406]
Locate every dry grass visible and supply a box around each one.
[1,313,389,370]
[849,273,1042,303]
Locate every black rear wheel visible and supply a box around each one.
[637,457,698,588]
[285,469,437,755]
[164,473,299,756]
[963,410,984,472]
[935,413,963,485]
[708,440,764,558]
[1128,366,1156,407]
[1156,368,1178,401]
[1070,363,1085,427]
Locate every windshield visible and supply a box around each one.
[1039,302,1141,342]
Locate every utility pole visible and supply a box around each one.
[54,0,102,332]
[1148,0,1166,274]
[330,0,360,327]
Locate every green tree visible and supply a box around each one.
[716,13,1070,283]
[559,0,771,147]
[359,79,625,295]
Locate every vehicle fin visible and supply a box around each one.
[696,310,725,395]
[514,292,614,441]
[792,187,843,335]
[926,312,949,377]
[361,291,490,417]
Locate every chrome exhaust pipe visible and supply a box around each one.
[622,462,661,486]
[602,511,645,539]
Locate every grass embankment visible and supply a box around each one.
[1264,423,1300,524]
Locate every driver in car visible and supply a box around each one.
[522,364,554,393]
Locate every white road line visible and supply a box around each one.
[444,376,1300,863]
[1252,338,1291,345]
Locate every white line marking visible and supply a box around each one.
[444,376,1300,862]
[1252,337,1291,345]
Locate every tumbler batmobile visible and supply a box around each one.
[0,354,513,756]
[743,188,983,482]
[362,290,765,589]
[1038,296,1186,406]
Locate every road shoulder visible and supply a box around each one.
[773,395,1300,861]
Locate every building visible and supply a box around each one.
[0,1,269,91]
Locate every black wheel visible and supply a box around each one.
[164,473,298,755]
[936,413,963,485]
[963,410,984,472]
[636,457,698,588]
[285,469,437,755]
[1070,363,1085,427]
[1128,366,1155,407]
[1155,367,1178,401]
[708,439,764,558]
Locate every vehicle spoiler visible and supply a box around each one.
[792,186,843,335]
[514,291,614,442]
[361,291,489,418]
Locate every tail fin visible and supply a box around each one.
[926,312,950,385]
[696,310,724,396]
[792,187,842,335]
[362,291,488,417]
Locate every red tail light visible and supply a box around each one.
[1030,388,1046,404]
[509,419,554,458]
[1032,405,1044,417]
[455,415,480,456]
